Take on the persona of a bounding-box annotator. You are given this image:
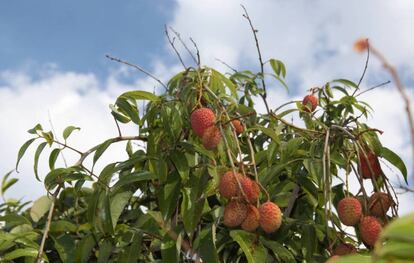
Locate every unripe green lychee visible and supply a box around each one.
[231,119,244,135]
[368,192,392,217]
[333,243,356,256]
[219,171,243,199]
[239,177,260,204]
[359,216,382,247]
[359,151,382,179]
[241,205,260,232]
[202,126,221,150]
[190,108,215,137]
[302,94,318,112]
[337,197,362,226]
[259,201,282,233]
[223,201,247,227]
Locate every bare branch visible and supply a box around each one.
[105,54,168,91]
[241,4,270,114]
[355,80,391,98]
[165,25,187,69]
[169,27,199,66]
[215,58,237,73]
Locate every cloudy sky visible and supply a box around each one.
[1,0,414,214]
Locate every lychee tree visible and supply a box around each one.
[0,25,412,263]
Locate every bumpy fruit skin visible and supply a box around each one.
[259,202,282,233]
[202,126,221,150]
[302,95,318,112]
[219,171,243,199]
[360,216,382,247]
[368,192,392,217]
[337,197,362,226]
[326,255,340,263]
[241,205,260,232]
[333,243,356,256]
[223,201,248,227]
[359,151,382,179]
[240,177,260,203]
[231,119,244,135]
[190,108,216,137]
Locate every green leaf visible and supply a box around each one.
[120,90,160,101]
[269,58,287,78]
[63,126,80,140]
[161,234,179,263]
[93,139,113,167]
[380,147,408,184]
[3,248,48,261]
[42,131,54,146]
[49,148,61,170]
[331,79,358,89]
[1,171,18,196]
[74,234,96,263]
[98,239,113,263]
[34,142,47,181]
[261,237,295,263]
[111,171,155,194]
[230,230,268,263]
[118,233,142,263]
[110,191,133,229]
[194,225,219,263]
[170,152,189,182]
[27,123,43,134]
[49,220,78,233]
[52,234,75,263]
[30,195,53,222]
[16,138,36,171]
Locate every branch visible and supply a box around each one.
[36,186,61,263]
[168,27,199,67]
[241,4,270,114]
[105,55,168,91]
[165,25,187,69]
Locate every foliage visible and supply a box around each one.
[0,46,409,263]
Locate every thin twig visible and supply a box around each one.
[241,4,270,114]
[354,44,370,94]
[105,54,168,91]
[36,186,61,263]
[169,27,198,66]
[113,115,122,137]
[48,111,68,167]
[165,25,187,69]
[355,80,391,98]
[215,58,237,73]
[189,37,201,67]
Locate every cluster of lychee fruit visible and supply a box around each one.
[190,107,244,150]
[219,171,282,233]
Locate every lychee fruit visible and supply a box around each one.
[259,201,282,233]
[231,119,244,135]
[241,205,260,232]
[368,192,392,217]
[337,197,362,226]
[190,108,216,137]
[353,38,369,53]
[333,243,356,256]
[326,255,340,263]
[239,177,260,204]
[359,150,382,179]
[202,126,221,150]
[219,171,243,199]
[302,94,318,112]
[359,216,382,247]
[223,201,248,227]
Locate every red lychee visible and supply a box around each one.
[219,171,243,199]
[302,94,318,112]
[353,38,369,53]
[239,177,260,204]
[231,119,244,135]
[202,126,221,150]
[368,192,392,217]
[241,205,260,232]
[337,197,362,226]
[223,201,248,227]
[259,201,282,233]
[190,108,216,137]
[359,150,382,179]
[359,216,382,247]
[333,243,356,256]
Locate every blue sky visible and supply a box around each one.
[1,0,414,214]
[0,1,174,79]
